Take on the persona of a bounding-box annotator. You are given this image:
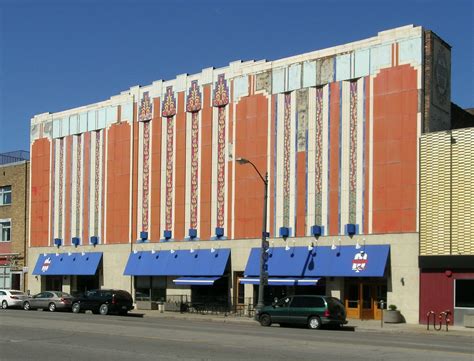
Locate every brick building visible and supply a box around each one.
[28,25,452,323]
[0,151,30,292]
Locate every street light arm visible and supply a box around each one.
[238,158,266,185]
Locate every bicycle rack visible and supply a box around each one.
[427,310,451,332]
[426,311,436,330]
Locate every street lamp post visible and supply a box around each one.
[236,157,269,317]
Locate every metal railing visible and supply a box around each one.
[162,295,255,317]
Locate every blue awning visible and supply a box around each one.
[304,245,390,277]
[32,252,102,276]
[123,248,230,276]
[244,247,310,277]
[240,277,320,286]
[243,245,389,278]
[173,277,221,286]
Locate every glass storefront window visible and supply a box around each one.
[135,276,166,302]
[455,279,474,308]
[0,267,11,289]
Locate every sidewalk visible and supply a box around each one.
[130,309,474,336]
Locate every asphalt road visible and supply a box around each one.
[1,309,473,361]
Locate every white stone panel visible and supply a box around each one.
[336,54,352,81]
[69,115,80,135]
[121,103,133,122]
[79,113,88,133]
[97,108,106,129]
[370,44,392,74]
[302,61,317,88]
[87,111,97,131]
[354,49,370,78]
[52,118,61,138]
[399,37,422,66]
[287,63,302,91]
[272,67,286,94]
[106,106,118,126]
[233,75,249,102]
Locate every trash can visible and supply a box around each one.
[158,302,164,313]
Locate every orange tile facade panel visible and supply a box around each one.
[200,85,212,240]
[31,61,422,243]
[30,138,51,247]
[226,80,234,238]
[269,94,276,237]
[150,98,162,241]
[328,82,341,236]
[131,112,139,242]
[296,151,306,237]
[372,65,418,233]
[106,122,131,244]
[234,94,269,239]
[174,92,186,241]
[363,77,371,233]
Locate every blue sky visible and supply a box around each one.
[0,0,473,153]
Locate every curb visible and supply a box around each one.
[131,312,474,335]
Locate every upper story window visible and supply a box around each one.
[0,220,11,242]
[0,186,12,205]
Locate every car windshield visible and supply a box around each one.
[55,292,72,297]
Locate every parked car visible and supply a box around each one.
[256,295,348,329]
[71,289,134,315]
[0,289,28,309]
[23,291,73,312]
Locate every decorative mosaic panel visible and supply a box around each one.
[296,89,308,152]
[142,121,151,232]
[348,81,358,224]
[186,81,202,113]
[58,138,64,238]
[162,87,176,232]
[283,93,291,227]
[213,75,229,229]
[186,81,202,229]
[213,74,229,107]
[314,87,324,225]
[165,117,174,232]
[75,134,82,237]
[162,87,177,118]
[138,92,153,122]
[94,131,101,236]
[256,71,272,93]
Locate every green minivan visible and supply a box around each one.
[256,295,347,329]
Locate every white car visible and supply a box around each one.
[0,289,28,309]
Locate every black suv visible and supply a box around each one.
[257,295,347,329]
[71,289,134,315]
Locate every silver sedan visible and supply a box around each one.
[0,289,28,309]
[23,291,73,312]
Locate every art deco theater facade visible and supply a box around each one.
[28,25,451,323]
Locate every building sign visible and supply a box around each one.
[352,251,368,273]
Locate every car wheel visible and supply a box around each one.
[72,303,81,314]
[2,300,8,309]
[48,303,56,312]
[23,301,31,311]
[99,304,108,315]
[308,316,322,330]
[259,314,272,327]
